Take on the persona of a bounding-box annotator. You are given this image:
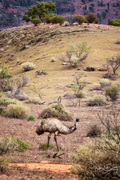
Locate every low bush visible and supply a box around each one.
[0,63,11,78]
[92,83,102,90]
[6,103,29,119]
[100,78,112,88]
[27,115,35,121]
[15,93,28,101]
[31,18,41,26]
[0,136,17,155]
[0,96,21,106]
[0,157,8,174]
[71,141,120,179]
[15,138,31,152]
[105,85,120,101]
[72,107,120,179]
[87,125,102,137]
[87,94,107,106]
[0,136,31,154]
[0,108,4,115]
[39,143,54,151]
[39,103,73,121]
[21,62,36,71]
[108,19,120,26]
[47,15,65,25]
[73,15,87,25]
[69,56,79,68]
[26,97,45,104]
[0,78,13,92]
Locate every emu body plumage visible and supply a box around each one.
[36,118,79,151]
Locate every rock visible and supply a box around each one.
[62,62,68,65]
[84,66,96,71]
[73,22,79,26]
[51,57,55,62]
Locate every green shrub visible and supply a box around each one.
[87,94,107,106]
[44,14,56,23]
[39,103,73,121]
[6,103,29,119]
[27,115,35,121]
[0,96,21,106]
[86,13,98,23]
[71,84,84,98]
[100,78,112,88]
[0,63,11,78]
[0,108,4,115]
[31,18,41,26]
[48,15,65,25]
[15,138,31,152]
[39,143,54,151]
[105,85,120,101]
[0,78,12,92]
[0,136,31,154]
[73,15,86,24]
[0,136,17,155]
[21,62,36,71]
[71,141,120,179]
[108,19,120,26]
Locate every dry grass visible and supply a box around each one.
[0,24,120,103]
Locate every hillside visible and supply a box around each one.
[0,0,120,30]
[0,24,120,179]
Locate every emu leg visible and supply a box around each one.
[47,134,51,149]
[54,135,59,152]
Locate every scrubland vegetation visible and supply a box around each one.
[0,8,120,179]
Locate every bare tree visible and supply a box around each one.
[107,53,120,75]
[97,105,120,157]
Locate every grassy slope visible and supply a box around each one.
[0,23,120,103]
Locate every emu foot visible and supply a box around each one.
[46,152,64,158]
[53,152,64,159]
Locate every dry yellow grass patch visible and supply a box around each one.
[0,24,120,102]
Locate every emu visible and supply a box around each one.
[36,118,80,151]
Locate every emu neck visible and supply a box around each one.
[69,121,78,133]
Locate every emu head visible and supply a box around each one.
[76,118,80,122]
[36,126,44,135]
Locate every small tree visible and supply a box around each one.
[71,72,86,106]
[86,13,98,23]
[31,18,41,26]
[107,53,120,75]
[58,41,90,68]
[23,1,55,23]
